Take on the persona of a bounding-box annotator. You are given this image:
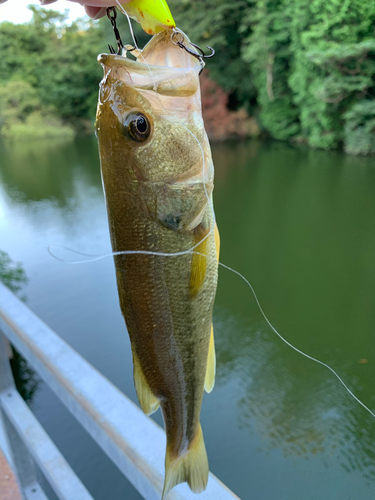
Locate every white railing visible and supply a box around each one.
[0,282,239,500]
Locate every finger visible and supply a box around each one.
[40,0,59,4]
[84,6,107,19]
[69,0,133,6]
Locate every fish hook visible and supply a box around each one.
[107,7,124,55]
[171,29,215,69]
[107,7,139,55]
[191,42,215,59]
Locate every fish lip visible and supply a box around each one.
[97,53,201,74]
[97,53,202,97]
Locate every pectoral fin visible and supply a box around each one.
[133,352,160,416]
[204,325,216,393]
[189,229,208,297]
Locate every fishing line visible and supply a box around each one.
[48,243,375,420]
[217,260,375,420]
[49,6,375,422]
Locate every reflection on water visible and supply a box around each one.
[0,249,39,405]
[215,309,375,480]
[1,136,375,499]
[10,348,40,407]
[0,249,28,297]
[0,137,100,205]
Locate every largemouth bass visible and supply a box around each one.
[96,29,219,497]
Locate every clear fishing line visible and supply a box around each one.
[48,244,375,421]
[49,6,375,423]
[217,260,375,420]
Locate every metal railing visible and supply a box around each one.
[0,282,239,500]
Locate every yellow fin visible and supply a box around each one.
[190,223,220,297]
[162,424,209,499]
[189,229,208,297]
[204,325,216,393]
[133,352,160,416]
[203,223,219,393]
[214,222,220,261]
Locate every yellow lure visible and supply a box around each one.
[122,0,176,35]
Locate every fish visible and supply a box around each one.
[95,28,219,498]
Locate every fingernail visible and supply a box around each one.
[85,6,107,20]
[93,9,106,20]
[40,0,58,5]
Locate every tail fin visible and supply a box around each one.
[162,425,209,499]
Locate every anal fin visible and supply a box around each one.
[133,352,160,416]
[204,223,219,394]
[204,325,216,393]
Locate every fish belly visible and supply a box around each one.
[112,207,217,455]
[102,183,217,495]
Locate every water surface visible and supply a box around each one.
[1,137,375,499]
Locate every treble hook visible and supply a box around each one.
[191,42,215,59]
[107,7,124,55]
[171,30,215,68]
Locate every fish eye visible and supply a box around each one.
[123,112,151,142]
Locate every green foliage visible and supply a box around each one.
[1,2,374,152]
[0,80,39,127]
[0,79,74,139]
[3,112,74,140]
[168,0,256,109]
[0,6,107,136]
[344,100,375,155]
[170,0,375,153]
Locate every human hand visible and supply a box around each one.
[1,0,175,33]
[0,1,132,20]
[63,1,132,20]
[69,0,137,19]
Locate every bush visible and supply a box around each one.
[169,0,375,153]
[344,100,375,155]
[0,80,74,139]
[2,111,74,140]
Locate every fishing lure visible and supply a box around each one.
[120,0,176,35]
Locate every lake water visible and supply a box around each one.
[1,136,375,500]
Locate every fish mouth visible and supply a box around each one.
[98,29,202,97]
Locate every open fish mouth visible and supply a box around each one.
[98,29,203,100]
[97,27,212,189]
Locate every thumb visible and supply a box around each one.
[82,1,133,20]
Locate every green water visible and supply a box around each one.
[1,136,375,500]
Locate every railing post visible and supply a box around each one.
[0,331,35,500]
